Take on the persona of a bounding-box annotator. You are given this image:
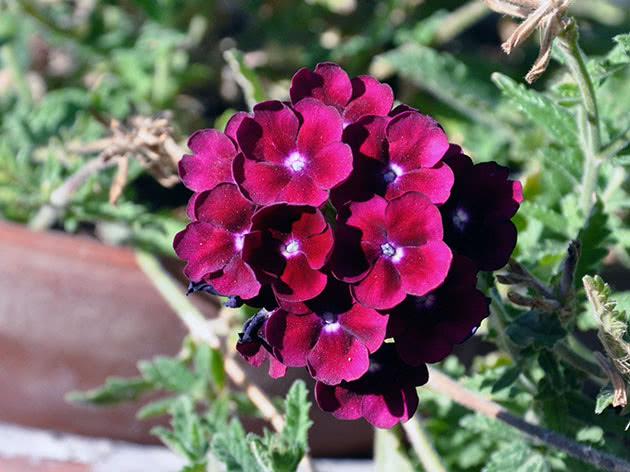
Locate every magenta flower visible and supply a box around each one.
[333,192,452,310]
[440,145,523,271]
[178,112,247,192]
[233,99,353,206]
[264,279,388,385]
[387,255,489,365]
[242,204,333,304]
[331,111,453,208]
[173,183,261,299]
[290,62,394,126]
[315,344,428,428]
[236,312,287,379]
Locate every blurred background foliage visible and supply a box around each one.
[2,0,630,470]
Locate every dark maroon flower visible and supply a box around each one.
[237,311,287,379]
[173,183,261,299]
[440,145,523,271]
[242,204,333,305]
[178,112,247,192]
[387,255,489,365]
[331,111,453,208]
[264,279,388,385]
[333,192,452,310]
[315,343,428,428]
[233,99,353,206]
[290,62,394,126]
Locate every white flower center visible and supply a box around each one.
[453,207,470,231]
[380,242,403,263]
[282,239,300,257]
[234,233,246,251]
[285,152,306,172]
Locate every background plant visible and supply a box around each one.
[1,0,630,470]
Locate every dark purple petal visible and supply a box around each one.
[343,115,389,163]
[275,253,328,302]
[224,111,250,143]
[385,162,454,204]
[315,382,363,420]
[233,154,292,205]
[352,257,404,310]
[330,223,372,283]
[396,242,452,297]
[185,192,200,221]
[342,195,388,246]
[307,328,370,385]
[237,101,299,164]
[301,225,334,270]
[296,98,344,158]
[194,183,256,232]
[309,142,353,189]
[179,129,236,191]
[265,310,321,366]
[290,62,352,110]
[386,111,449,169]
[339,304,388,353]
[361,387,418,429]
[344,76,394,123]
[207,255,261,300]
[275,173,329,206]
[385,192,444,247]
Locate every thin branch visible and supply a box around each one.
[401,416,447,472]
[426,366,630,472]
[432,1,491,45]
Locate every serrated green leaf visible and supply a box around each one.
[492,73,578,147]
[194,343,225,392]
[482,441,551,472]
[282,380,312,451]
[460,414,518,443]
[66,376,152,405]
[211,419,261,472]
[538,351,563,390]
[223,49,266,110]
[576,200,613,282]
[506,311,567,350]
[138,356,196,392]
[492,366,522,393]
[137,396,177,420]
[595,385,616,414]
[520,202,569,237]
[170,396,209,461]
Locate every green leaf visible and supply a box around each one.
[374,428,415,472]
[506,311,567,350]
[66,376,152,405]
[136,396,177,420]
[595,385,616,414]
[576,426,604,444]
[492,73,578,147]
[138,356,196,392]
[282,380,312,451]
[482,441,551,472]
[537,351,564,390]
[576,200,613,282]
[211,419,261,472]
[492,366,522,393]
[223,49,266,110]
[194,343,225,392]
[609,34,630,64]
[520,202,569,237]
[460,414,518,443]
[171,396,209,461]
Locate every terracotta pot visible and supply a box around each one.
[0,222,373,456]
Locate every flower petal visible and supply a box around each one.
[315,382,363,420]
[386,162,454,204]
[194,183,256,232]
[207,255,261,299]
[309,142,353,189]
[275,253,327,302]
[352,257,404,310]
[386,111,449,169]
[385,192,444,247]
[302,225,334,270]
[361,387,418,429]
[265,310,321,367]
[290,62,352,109]
[339,304,388,353]
[307,329,370,385]
[296,98,344,158]
[179,129,236,191]
[233,153,292,205]
[343,195,388,246]
[275,173,329,206]
[344,76,394,123]
[224,111,250,144]
[396,242,452,297]
[236,101,299,164]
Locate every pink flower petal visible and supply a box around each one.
[233,154,292,205]
[344,195,388,246]
[296,98,344,158]
[361,387,418,429]
[315,383,363,420]
[207,255,261,299]
[309,142,353,189]
[289,206,327,240]
[275,173,329,206]
[338,304,388,353]
[351,257,404,310]
[302,225,334,270]
[307,330,370,385]
[265,310,321,367]
[224,111,250,144]
[185,192,200,220]
[194,183,256,232]
[275,253,327,302]
[173,223,237,281]
[344,76,394,123]
[237,101,299,164]
[386,162,454,204]
[386,111,449,169]
[290,62,352,110]
[385,192,444,247]
[396,242,452,297]
[179,129,236,191]
[343,115,389,162]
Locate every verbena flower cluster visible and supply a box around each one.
[174,63,523,428]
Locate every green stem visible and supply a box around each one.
[433,1,490,45]
[401,416,447,472]
[2,43,32,105]
[557,21,601,217]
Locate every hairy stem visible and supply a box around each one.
[401,416,447,472]
[557,21,601,217]
[426,366,630,472]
